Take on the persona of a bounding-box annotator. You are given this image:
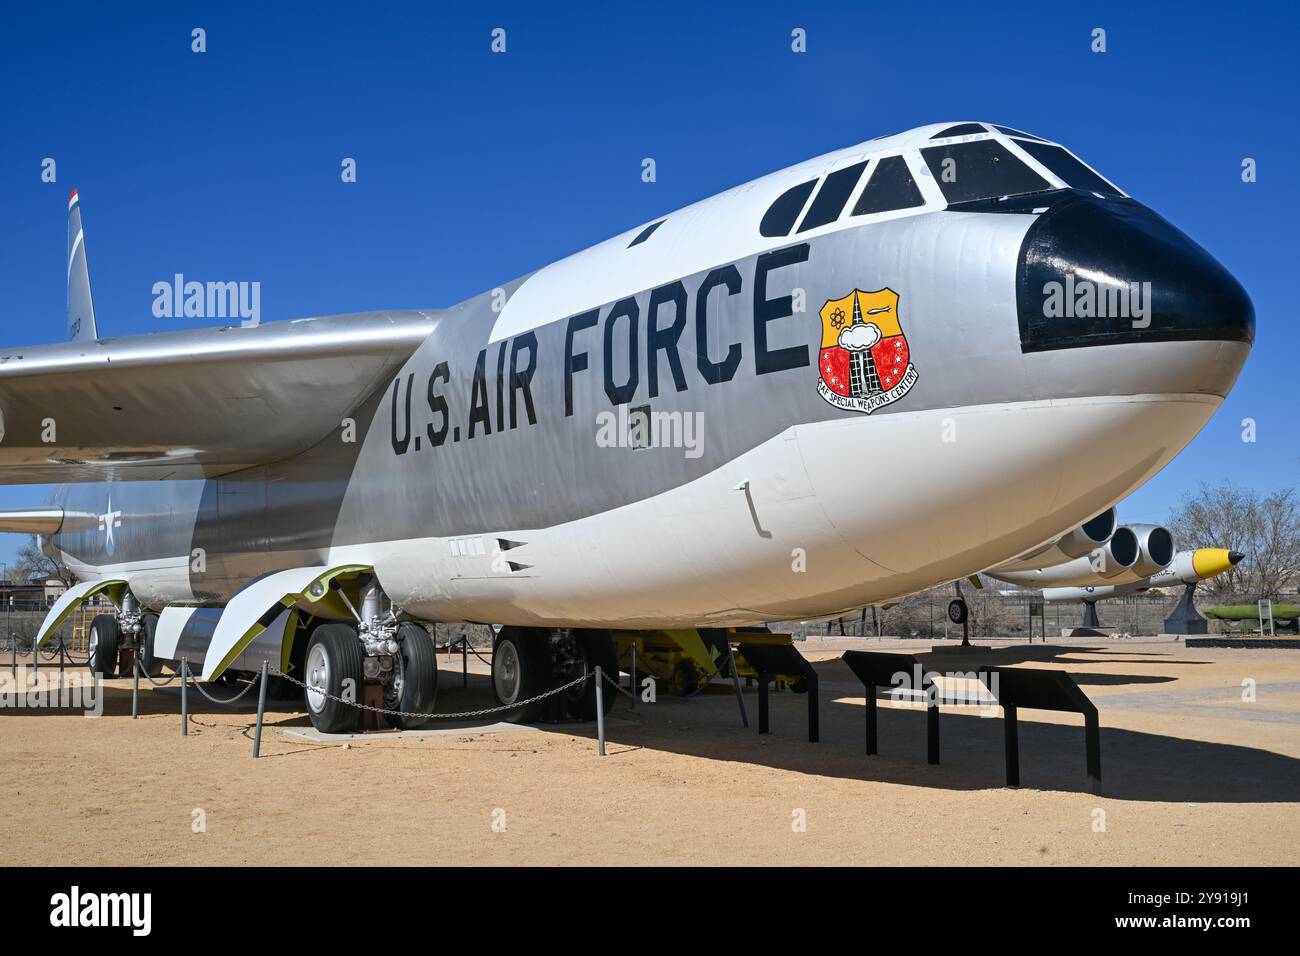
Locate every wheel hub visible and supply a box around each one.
[305,643,330,713]
[494,640,521,703]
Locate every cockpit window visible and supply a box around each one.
[760,180,816,237]
[920,140,1052,204]
[932,123,987,139]
[993,125,1045,142]
[628,219,665,247]
[797,161,867,232]
[1012,139,1122,196]
[851,155,925,216]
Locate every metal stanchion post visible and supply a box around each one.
[595,666,606,757]
[181,657,189,736]
[10,634,15,678]
[253,661,268,758]
[59,637,66,678]
[630,640,636,711]
[132,656,139,719]
[726,643,749,728]
[1003,703,1019,787]
[462,637,467,689]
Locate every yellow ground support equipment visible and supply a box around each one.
[613,627,808,696]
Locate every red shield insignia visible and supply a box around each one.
[817,288,917,413]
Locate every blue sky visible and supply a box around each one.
[0,0,1296,572]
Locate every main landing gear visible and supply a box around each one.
[295,582,616,733]
[302,579,440,734]
[88,590,163,678]
[490,627,618,723]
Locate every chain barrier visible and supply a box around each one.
[136,665,181,687]
[275,669,591,721]
[185,670,262,705]
[600,668,639,702]
[460,640,493,668]
[30,636,90,666]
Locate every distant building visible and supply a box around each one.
[0,578,67,611]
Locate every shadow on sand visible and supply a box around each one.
[564,652,1300,804]
[10,647,1299,804]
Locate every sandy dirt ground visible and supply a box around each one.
[3,637,1298,866]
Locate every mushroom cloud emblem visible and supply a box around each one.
[816,288,918,414]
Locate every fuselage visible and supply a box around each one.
[41,122,1254,627]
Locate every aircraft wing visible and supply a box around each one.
[0,311,434,483]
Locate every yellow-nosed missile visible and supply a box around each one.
[1043,547,1243,603]
[1190,548,1245,582]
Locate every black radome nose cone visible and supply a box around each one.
[1229,550,1246,565]
[1016,193,1255,353]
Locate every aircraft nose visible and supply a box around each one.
[1016,193,1254,353]
[1229,550,1246,565]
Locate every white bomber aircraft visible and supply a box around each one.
[0,122,1253,732]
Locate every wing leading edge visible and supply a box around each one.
[0,310,436,484]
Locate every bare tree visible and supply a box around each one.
[877,592,931,638]
[11,534,78,588]
[1253,490,1300,599]
[1168,484,1300,601]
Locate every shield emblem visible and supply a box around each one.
[816,288,917,413]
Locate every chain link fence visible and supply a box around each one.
[0,610,61,655]
[1,600,117,658]
[774,584,1300,640]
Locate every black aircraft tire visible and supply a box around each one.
[88,614,121,678]
[303,623,364,734]
[564,630,618,720]
[139,613,165,677]
[385,623,438,730]
[947,598,969,625]
[492,627,552,723]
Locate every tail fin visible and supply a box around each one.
[66,189,98,342]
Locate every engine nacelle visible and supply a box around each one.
[1103,524,1174,583]
[988,525,1139,588]
[988,508,1117,574]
